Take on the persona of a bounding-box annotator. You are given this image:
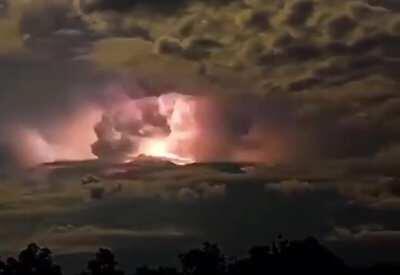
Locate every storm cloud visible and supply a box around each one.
[1,0,400,271]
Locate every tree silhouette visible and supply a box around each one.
[1,237,400,275]
[228,236,350,275]
[0,243,61,275]
[80,248,124,275]
[179,242,226,275]
[135,266,180,275]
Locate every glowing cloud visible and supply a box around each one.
[5,90,297,167]
[4,105,102,167]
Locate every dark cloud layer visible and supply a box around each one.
[78,0,238,13]
[79,0,186,13]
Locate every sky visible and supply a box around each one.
[1,0,400,272]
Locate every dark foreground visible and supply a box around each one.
[0,236,399,275]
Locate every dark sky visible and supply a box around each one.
[1,0,400,273]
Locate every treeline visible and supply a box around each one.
[0,236,399,275]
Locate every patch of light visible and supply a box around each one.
[138,138,194,165]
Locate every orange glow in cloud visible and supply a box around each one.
[6,91,293,167]
[6,105,102,166]
[138,138,195,165]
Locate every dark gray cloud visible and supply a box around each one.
[0,0,7,16]
[79,0,186,13]
[368,0,400,11]
[282,0,315,26]
[78,0,239,14]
